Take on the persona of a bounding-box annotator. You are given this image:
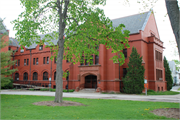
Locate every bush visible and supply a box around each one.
[50,89,56,92]
[63,89,75,92]
[147,89,155,92]
[40,88,74,92]
[1,79,13,89]
[29,88,34,91]
[40,88,49,91]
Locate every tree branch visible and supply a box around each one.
[34,1,58,19]
[66,17,79,26]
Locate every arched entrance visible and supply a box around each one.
[85,75,97,88]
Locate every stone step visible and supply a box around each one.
[78,88,96,93]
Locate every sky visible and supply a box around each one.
[0,0,179,61]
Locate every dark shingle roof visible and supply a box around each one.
[25,33,58,49]
[9,37,20,47]
[111,11,151,34]
[10,11,152,49]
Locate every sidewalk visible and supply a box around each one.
[1,90,180,103]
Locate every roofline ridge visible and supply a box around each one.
[111,11,149,21]
[141,10,152,31]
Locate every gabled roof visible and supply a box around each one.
[9,37,20,47]
[111,11,152,34]
[26,33,58,49]
[12,11,152,49]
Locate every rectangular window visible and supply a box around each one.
[85,59,88,65]
[39,45,43,50]
[155,50,162,61]
[80,56,84,65]
[18,59,20,66]
[95,55,99,65]
[90,55,94,65]
[54,57,57,63]
[123,49,127,58]
[27,59,29,65]
[47,57,49,64]
[123,68,127,78]
[43,57,46,64]
[36,58,38,65]
[156,69,162,80]
[20,49,24,53]
[24,59,26,66]
[33,58,35,65]
[66,59,69,63]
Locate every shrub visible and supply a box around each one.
[1,79,13,89]
[147,89,155,92]
[50,89,56,92]
[29,88,34,91]
[40,88,49,91]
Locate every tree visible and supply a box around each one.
[13,0,130,103]
[164,56,173,91]
[123,47,145,94]
[172,59,180,71]
[0,19,17,88]
[165,0,180,55]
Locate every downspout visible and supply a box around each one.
[51,51,52,88]
[29,50,32,82]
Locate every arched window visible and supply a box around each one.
[43,72,48,80]
[23,72,28,81]
[33,72,38,80]
[15,73,19,80]
[54,72,56,80]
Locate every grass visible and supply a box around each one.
[102,90,179,95]
[1,95,179,119]
[39,88,75,92]
[178,88,180,91]
[146,91,179,95]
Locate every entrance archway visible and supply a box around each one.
[85,75,97,88]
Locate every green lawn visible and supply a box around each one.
[102,91,180,95]
[178,87,180,91]
[146,91,180,95]
[1,95,179,119]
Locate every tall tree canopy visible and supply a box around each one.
[13,0,130,103]
[164,56,173,90]
[123,47,145,94]
[0,19,17,88]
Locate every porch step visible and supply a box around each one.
[78,88,96,93]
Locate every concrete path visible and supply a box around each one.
[1,89,180,103]
[171,86,180,91]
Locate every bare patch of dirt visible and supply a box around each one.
[33,101,85,106]
[151,108,180,119]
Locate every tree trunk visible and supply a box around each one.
[165,0,180,55]
[54,38,64,103]
[54,0,69,103]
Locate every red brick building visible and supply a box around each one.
[8,11,166,92]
